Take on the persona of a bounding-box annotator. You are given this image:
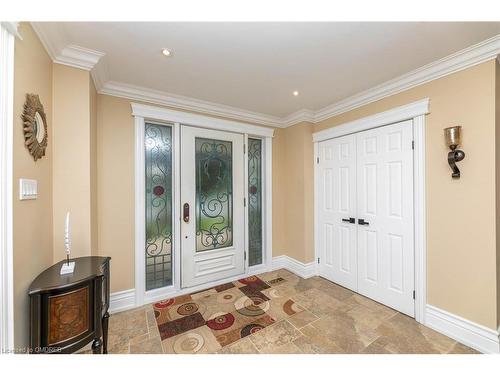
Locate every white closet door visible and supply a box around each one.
[317,134,358,291]
[356,120,414,316]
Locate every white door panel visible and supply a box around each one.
[317,135,357,291]
[356,120,414,316]
[317,120,415,317]
[181,126,245,288]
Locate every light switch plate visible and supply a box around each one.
[19,178,38,200]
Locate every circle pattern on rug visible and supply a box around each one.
[239,276,259,285]
[206,312,235,330]
[173,332,205,354]
[216,289,240,304]
[283,299,301,315]
[177,302,199,316]
[240,323,264,337]
[234,296,268,316]
[266,289,281,299]
[154,298,175,309]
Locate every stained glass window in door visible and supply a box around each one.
[145,123,173,290]
[248,138,263,266]
[195,137,233,251]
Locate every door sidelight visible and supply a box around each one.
[183,203,190,223]
[342,218,356,224]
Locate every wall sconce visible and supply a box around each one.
[444,126,465,179]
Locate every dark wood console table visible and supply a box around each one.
[28,256,111,354]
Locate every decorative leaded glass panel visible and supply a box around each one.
[145,123,173,290]
[195,137,233,251]
[248,138,263,266]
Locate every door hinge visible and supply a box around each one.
[244,197,246,207]
[244,144,246,154]
[317,257,320,264]
[244,252,247,260]
[316,156,320,164]
[412,140,414,150]
[413,290,415,300]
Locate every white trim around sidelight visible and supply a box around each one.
[131,102,275,138]
[134,115,146,307]
[425,305,500,354]
[133,105,274,308]
[313,99,428,325]
[0,23,15,354]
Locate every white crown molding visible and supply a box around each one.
[425,305,500,354]
[54,44,104,71]
[0,22,21,39]
[104,81,285,128]
[313,34,500,122]
[31,23,104,72]
[282,109,316,127]
[312,98,429,142]
[30,21,500,129]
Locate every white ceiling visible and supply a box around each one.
[34,22,500,119]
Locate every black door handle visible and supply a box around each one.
[358,218,369,225]
[183,203,190,223]
[342,218,355,224]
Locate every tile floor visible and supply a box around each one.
[98,269,478,354]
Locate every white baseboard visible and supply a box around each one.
[109,289,135,314]
[271,255,317,279]
[425,304,500,354]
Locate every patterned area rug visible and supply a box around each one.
[153,274,303,353]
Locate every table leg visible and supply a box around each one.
[102,312,110,354]
[91,338,102,354]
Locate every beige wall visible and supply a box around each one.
[13,23,54,349]
[293,60,498,330]
[273,122,315,262]
[52,64,95,261]
[496,59,500,329]
[272,128,286,255]
[90,79,98,256]
[96,95,136,292]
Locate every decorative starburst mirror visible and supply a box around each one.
[22,93,48,161]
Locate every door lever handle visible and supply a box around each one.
[342,218,355,224]
[358,218,369,226]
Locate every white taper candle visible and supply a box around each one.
[64,211,71,256]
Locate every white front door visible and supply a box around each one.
[356,120,414,316]
[317,120,415,317]
[180,126,245,288]
[317,134,358,291]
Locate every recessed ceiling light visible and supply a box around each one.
[162,48,172,57]
[293,91,299,96]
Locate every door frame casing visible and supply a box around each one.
[313,98,429,324]
[132,103,274,306]
[0,22,16,353]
